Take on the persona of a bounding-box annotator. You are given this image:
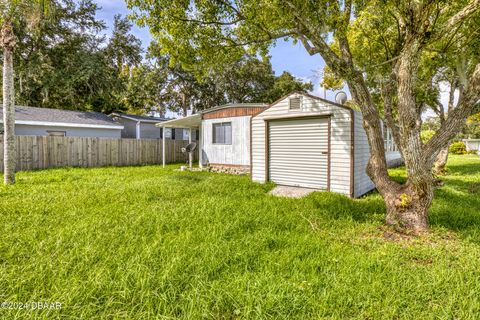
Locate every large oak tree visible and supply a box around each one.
[128,0,480,233]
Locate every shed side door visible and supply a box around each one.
[268,118,329,189]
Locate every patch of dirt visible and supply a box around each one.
[410,256,434,266]
[369,225,459,248]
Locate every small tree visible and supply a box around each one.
[128,0,480,233]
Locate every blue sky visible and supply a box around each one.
[95,0,340,101]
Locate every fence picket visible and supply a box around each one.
[0,136,197,172]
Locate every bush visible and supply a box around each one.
[467,149,478,155]
[449,141,467,154]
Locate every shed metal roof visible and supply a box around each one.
[200,103,268,115]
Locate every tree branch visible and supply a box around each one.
[423,63,480,164]
[434,0,480,40]
[174,17,243,26]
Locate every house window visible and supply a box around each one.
[47,131,66,137]
[289,96,302,110]
[212,122,232,144]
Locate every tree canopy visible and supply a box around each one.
[4,0,312,116]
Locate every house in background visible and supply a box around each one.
[0,106,123,138]
[111,113,198,140]
[251,92,402,198]
[463,139,480,154]
[157,103,267,173]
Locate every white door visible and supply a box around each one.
[268,118,330,189]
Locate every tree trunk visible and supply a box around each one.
[381,175,434,234]
[434,147,449,175]
[2,21,17,185]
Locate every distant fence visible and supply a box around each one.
[0,135,198,172]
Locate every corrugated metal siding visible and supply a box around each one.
[353,114,404,197]
[201,116,251,166]
[268,118,329,189]
[353,111,375,197]
[251,93,352,196]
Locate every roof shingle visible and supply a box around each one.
[0,106,120,127]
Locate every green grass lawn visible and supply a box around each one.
[0,155,479,319]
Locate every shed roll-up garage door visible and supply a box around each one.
[268,117,330,189]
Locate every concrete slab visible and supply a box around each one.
[269,185,318,198]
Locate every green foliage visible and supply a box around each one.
[399,193,411,209]
[421,130,435,144]
[422,117,442,131]
[126,0,479,141]
[0,156,480,317]
[449,141,467,155]
[463,113,480,139]
[106,14,142,72]
[262,71,313,103]
[140,45,312,115]
[320,66,344,91]
[10,0,123,113]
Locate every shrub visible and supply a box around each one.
[449,141,467,154]
[467,149,478,155]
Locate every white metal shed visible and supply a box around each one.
[251,92,402,198]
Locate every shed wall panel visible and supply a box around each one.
[251,93,352,196]
[201,116,251,166]
[353,111,376,197]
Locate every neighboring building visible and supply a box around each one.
[463,139,480,154]
[251,92,403,198]
[111,113,198,140]
[0,106,123,138]
[157,103,268,173]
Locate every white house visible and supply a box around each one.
[250,92,402,197]
[157,103,267,172]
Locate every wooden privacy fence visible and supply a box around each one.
[0,135,198,172]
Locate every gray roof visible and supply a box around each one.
[0,105,121,127]
[111,113,169,123]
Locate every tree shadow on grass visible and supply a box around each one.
[307,192,386,224]
[303,158,480,239]
[445,158,480,177]
[429,182,480,242]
